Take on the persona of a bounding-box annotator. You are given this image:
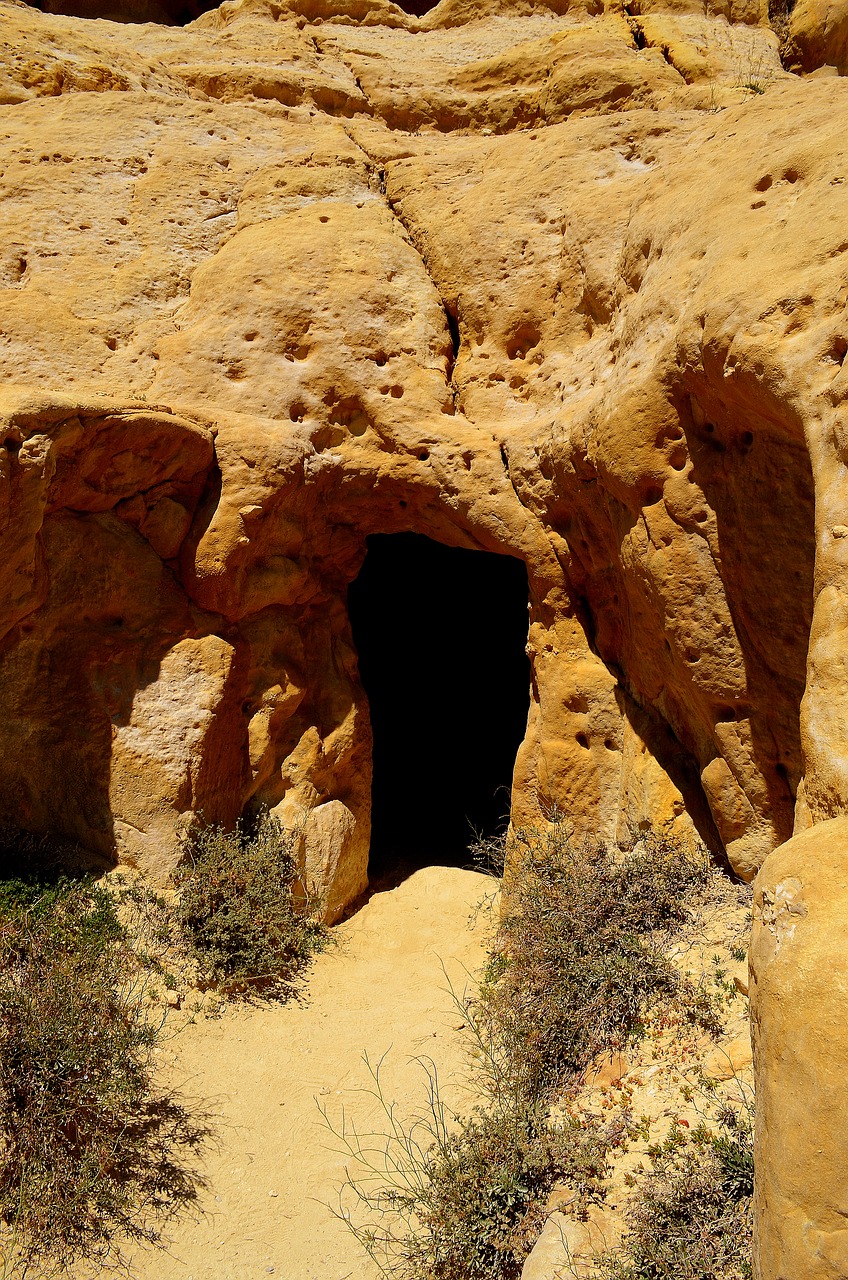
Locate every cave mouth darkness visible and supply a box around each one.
[27,0,440,24]
[347,533,531,882]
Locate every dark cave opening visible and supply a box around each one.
[394,0,442,16]
[28,0,222,25]
[347,532,530,882]
[27,0,442,20]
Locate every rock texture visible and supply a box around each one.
[750,819,848,1280]
[1,0,848,1268]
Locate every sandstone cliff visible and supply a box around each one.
[2,0,848,1271]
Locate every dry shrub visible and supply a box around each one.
[477,825,711,1103]
[175,811,326,999]
[0,855,206,1277]
[331,1057,610,1280]
[335,824,715,1280]
[603,1108,754,1280]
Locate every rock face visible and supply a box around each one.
[749,819,848,1279]
[1,0,848,1265]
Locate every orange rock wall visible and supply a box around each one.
[3,3,848,1266]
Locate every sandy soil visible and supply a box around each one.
[126,866,497,1280]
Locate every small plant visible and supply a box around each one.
[332,826,716,1280]
[601,1107,753,1280]
[468,829,510,878]
[730,32,777,96]
[328,1055,610,1280]
[0,853,206,1277]
[175,811,326,999]
[475,826,710,1103]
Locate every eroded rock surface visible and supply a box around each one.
[3,0,843,903]
[750,819,848,1280]
[2,4,848,1268]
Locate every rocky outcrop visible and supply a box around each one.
[750,819,848,1280]
[785,0,848,72]
[1,0,841,898]
[2,0,848,1265]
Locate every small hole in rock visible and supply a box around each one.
[507,323,542,362]
[576,731,590,749]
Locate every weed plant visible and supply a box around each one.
[176,811,326,999]
[0,848,205,1277]
[603,1107,754,1280]
[329,1054,610,1280]
[334,823,715,1280]
[477,825,711,1104]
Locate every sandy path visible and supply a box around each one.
[128,866,496,1280]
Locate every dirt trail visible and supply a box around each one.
[128,866,496,1280]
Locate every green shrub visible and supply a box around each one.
[476,826,710,1103]
[335,826,714,1280]
[603,1109,753,1280]
[408,1105,605,1280]
[0,867,205,1276]
[175,811,326,999]
[331,1057,610,1280]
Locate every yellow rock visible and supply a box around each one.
[2,1,848,1272]
[0,0,845,914]
[702,1033,753,1082]
[751,819,848,1280]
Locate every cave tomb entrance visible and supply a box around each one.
[347,532,530,883]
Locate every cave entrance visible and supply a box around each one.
[347,532,530,882]
[393,0,442,13]
[28,0,441,19]
[29,0,222,25]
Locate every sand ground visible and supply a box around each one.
[126,865,496,1280]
